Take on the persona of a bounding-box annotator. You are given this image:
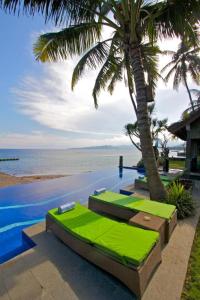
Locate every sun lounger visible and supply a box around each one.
[88,191,177,244]
[46,203,161,298]
[135,175,173,191]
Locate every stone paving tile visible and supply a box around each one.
[1,257,43,300]
[35,290,54,300]
[0,271,10,300]
[24,223,134,300]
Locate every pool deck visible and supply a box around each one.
[0,181,199,300]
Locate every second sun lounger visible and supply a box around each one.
[89,191,177,244]
[135,175,173,191]
[46,203,161,298]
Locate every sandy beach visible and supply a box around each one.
[0,172,66,188]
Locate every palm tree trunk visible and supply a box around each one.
[184,76,195,111]
[128,44,167,200]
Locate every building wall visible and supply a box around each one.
[190,119,200,139]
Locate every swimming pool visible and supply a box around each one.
[0,168,142,263]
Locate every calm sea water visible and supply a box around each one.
[0,147,141,176]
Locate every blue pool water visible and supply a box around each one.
[0,167,142,263]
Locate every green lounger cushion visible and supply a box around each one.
[139,176,171,186]
[160,175,173,182]
[90,191,176,220]
[48,203,115,243]
[94,222,158,266]
[48,203,158,266]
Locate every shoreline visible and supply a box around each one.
[0,172,67,188]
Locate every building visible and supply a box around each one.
[168,108,200,177]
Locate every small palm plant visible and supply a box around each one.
[166,182,195,219]
[125,103,168,152]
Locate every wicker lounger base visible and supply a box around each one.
[88,197,177,244]
[167,210,177,241]
[46,214,161,299]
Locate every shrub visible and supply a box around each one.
[137,158,144,168]
[166,182,195,219]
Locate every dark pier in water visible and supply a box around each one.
[0,158,19,161]
[118,155,145,173]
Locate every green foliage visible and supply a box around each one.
[182,219,200,300]
[137,158,144,168]
[166,182,195,219]
[1,0,200,38]
[71,40,110,89]
[0,0,100,26]
[125,103,168,151]
[34,23,102,62]
[162,41,200,111]
[181,110,190,120]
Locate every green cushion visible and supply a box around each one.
[48,203,158,266]
[91,191,176,220]
[48,203,115,243]
[94,222,158,266]
[139,176,171,186]
[160,175,173,182]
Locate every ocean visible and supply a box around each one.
[0,147,141,176]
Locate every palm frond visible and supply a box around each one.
[107,60,124,94]
[34,22,101,62]
[161,59,178,74]
[151,0,200,43]
[92,54,122,108]
[188,64,200,85]
[0,0,100,25]
[187,55,200,71]
[92,34,123,107]
[140,43,162,95]
[71,39,110,90]
[162,50,176,56]
[148,103,155,116]
[164,62,179,83]
[125,123,140,138]
[173,65,182,90]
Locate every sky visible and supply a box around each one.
[0,10,197,149]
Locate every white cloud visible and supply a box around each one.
[13,58,135,137]
[11,32,198,148]
[0,132,130,149]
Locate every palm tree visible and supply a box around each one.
[1,0,200,200]
[125,103,168,152]
[162,41,200,111]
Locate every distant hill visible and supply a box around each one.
[70,143,185,151]
[69,145,133,150]
[168,144,185,150]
